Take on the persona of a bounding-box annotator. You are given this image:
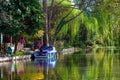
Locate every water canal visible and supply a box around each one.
[0,48,120,80]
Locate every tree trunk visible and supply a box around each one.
[10,36,12,45]
[14,42,18,54]
[13,36,19,54]
[48,0,55,45]
[43,0,49,46]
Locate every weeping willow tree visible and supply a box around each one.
[51,0,97,48]
[91,0,120,46]
[55,9,84,46]
[53,0,120,48]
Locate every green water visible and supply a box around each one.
[0,48,120,80]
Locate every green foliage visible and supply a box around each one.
[1,0,44,36]
[0,0,11,33]
[54,8,85,47]
[15,51,24,56]
[91,0,120,46]
[1,0,120,49]
[15,51,31,56]
[54,0,120,47]
[24,51,31,55]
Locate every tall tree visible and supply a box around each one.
[1,0,44,52]
[42,0,49,46]
[40,0,97,46]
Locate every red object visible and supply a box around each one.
[37,42,43,49]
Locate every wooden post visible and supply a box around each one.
[10,36,12,45]
[0,33,3,52]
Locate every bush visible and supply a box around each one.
[15,51,24,56]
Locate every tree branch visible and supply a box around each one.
[55,0,92,36]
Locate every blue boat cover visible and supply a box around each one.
[40,46,53,52]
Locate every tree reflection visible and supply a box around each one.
[0,49,119,80]
[55,48,120,80]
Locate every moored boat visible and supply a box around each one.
[31,46,57,59]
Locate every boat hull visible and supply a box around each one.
[31,51,57,59]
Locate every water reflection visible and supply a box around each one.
[0,48,120,80]
[0,58,57,80]
[55,48,120,80]
[33,58,57,68]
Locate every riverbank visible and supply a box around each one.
[0,47,74,62]
[0,47,90,62]
[0,55,31,62]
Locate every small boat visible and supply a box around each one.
[31,46,57,59]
